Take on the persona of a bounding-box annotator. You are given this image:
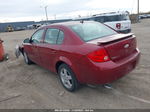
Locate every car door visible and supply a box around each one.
[26,29,45,64]
[38,28,64,71]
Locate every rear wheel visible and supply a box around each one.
[23,51,32,65]
[58,64,79,92]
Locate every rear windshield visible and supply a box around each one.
[105,14,129,22]
[87,14,130,23]
[70,22,117,42]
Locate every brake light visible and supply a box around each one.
[116,23,121,29]
[87,48,110,62]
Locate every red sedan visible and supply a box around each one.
[17,21,140,92]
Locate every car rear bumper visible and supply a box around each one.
[77,48,140,84]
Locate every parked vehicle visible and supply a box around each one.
[139,14,148,19]
[147,14,150,18]
[6,25,14,32]
[16,21,140,92]
[74,11,131,33]
[15,27,26,31]
[139,14,150,19]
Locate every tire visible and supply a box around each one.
[23,51,32,65]
[58,64,79,92]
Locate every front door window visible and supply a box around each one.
[31,29,45,43]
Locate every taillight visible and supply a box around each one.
[87,48,110,62]
[116,23,121,29]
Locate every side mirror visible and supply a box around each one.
[23,38,30,43]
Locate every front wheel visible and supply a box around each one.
[58,64,79,92]
[23,51,32,65]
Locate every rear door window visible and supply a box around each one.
[45,29,59,44]
[57,31,64,44]
[44,28,64,44]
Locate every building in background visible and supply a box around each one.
[0,19,72,32]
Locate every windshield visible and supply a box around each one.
[70,22,117,42]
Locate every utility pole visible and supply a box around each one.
[137,0,140,22]
[44,6,48,23]
[54,14,56,20]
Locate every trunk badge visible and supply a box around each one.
[124,44,130,49]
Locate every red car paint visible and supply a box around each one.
[0,39,4,61]
[22,21,140,84]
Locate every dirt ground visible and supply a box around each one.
[0,19,150,109]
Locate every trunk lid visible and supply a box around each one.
[87,33,137,61]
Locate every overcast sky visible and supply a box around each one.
[0,0,149,22]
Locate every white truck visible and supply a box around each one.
[75,11,131,33]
